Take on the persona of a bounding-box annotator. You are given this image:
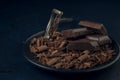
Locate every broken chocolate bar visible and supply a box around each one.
[79,21,108,35]
[62,28,90,39]
[67,38,99,50]
[86,35,111,45]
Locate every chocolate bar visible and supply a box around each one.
[79,21,108,35]
[67,35,111,51]
[86,35,111,45]
[61,28,90,39]
[67,38,99,50]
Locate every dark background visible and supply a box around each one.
[0,0,120,80]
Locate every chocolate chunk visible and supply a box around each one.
[86,35,100,41]
[98,35,111,45]
[67,38,99,50]
[61,28,90,39]
[79,21,107,35]
[86,35,111,45]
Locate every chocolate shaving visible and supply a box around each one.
[46,58,60,66]
[78,50,89,62]
[37,45,48,52]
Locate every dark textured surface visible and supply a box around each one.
[0,0,120,80]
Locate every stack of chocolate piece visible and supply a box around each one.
[62,20,111,51]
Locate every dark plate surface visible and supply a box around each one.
[23,30,120,73]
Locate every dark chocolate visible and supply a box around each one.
[67,38,99,50]
[62,28,90,39]
[86,35,111,45]
[79,21,108,35]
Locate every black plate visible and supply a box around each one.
[23,31,120,73]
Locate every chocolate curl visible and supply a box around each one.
[50,50,58,56]
[79,21,108,35]
[46,58,60,66]
[29,45,38,53]
[30,38,37,45]
[29,38,37,53]
[50,46,66,57]
[59,40,66,48]
[54,62,63,69]
[37,45,48,52]
[78,50,90,62]
[36,38,40,47]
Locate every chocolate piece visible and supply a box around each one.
[36,45,48,52]
[59,40,66,48]
[50,51,62,57]
[86,35,111,45]
[54,62,62,69]
[29,38,38,53]
[98,35,111,45]
[30,38,37,45]
[62,28,90,39]
[36,38,40,47]
[46,58,60,66]
[82,62,92,68]
[29,45,38,53]
[107,50,114,54]
[86,35,100,41]
[98,52,108,63]
[78,50,89,62]
[79,21,107,35]
[52,50,58,54]
[67,38,99,50]
[65,55,73,62]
